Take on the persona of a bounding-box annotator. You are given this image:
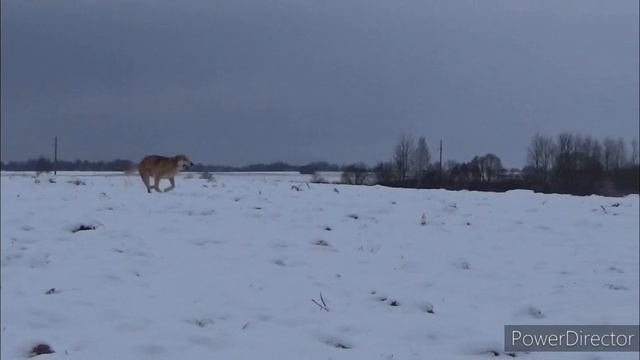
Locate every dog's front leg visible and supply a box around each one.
[164,177,176,192]
[153,177,162,192]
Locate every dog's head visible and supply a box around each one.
[175,154,194,170]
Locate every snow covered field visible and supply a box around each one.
[1,172,638,359]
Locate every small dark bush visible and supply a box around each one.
[29,344,54,357]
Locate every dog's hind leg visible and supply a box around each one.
[164,177,175,192]
[140,173,152,193]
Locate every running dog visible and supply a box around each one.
[138,154,193,193]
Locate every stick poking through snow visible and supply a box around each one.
[311,292,330,312]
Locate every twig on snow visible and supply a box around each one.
[311,292,330,312]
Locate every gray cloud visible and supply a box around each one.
[2,0,638,167]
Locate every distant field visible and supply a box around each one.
[1,173,638,359]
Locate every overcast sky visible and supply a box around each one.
[1,0,638,167]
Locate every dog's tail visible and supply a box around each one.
[124,162,140,176]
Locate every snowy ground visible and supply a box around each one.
[1,172,638,359]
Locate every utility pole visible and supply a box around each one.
[439,139,443,185]
[439,139,443,173]
[54,136,58,175]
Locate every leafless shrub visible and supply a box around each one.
[341,163,369,185]
[310,172,327,183]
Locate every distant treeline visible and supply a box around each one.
[1,158,137,172]
[190,161,342,174]
[0,158,342,174]
[2,132,638,196]
[352,132,639,196]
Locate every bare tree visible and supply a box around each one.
[483,154,503,182]
[631,138,639,166]
[553,133,607,194]
[471,154,503,183]
[393,135,415,182]
[411,136,431,187]
[575,135,603,170]
[526,133,556,184]
[447,161,473,187]
[373,161,394,184]
[557,133,575,155]
[576,135,601,160]
[554,133,576,179]
[603,137,627,171]
[341,163,369,185]
[603,137,615,171]
[616,138,627,168]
